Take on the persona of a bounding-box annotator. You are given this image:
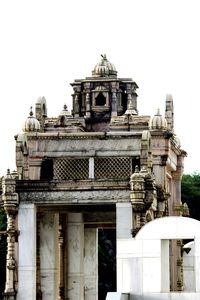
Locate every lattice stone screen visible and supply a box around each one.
[53,157,132,180]
[53,158,89,180]
[94,157,131,179]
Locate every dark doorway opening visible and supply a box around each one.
[96,93,106,106]
[40,158,53,180]
[98,228,116,299]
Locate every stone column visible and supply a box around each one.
[4,215,16,294]
[17,203,36,300]
[74,94,80,117]
[58,214,65,300]
[84,228,98,300]
[171,164,184,292]
[125,92,137,116]
[40,212,59,300]
[84,82,91,118]
[86,93,91,117]
[36,213,42,299]
[116,203,132,239]
[2,170,19,300]
[111,82,117,117]
[116,203,132,294]
[89,158,94,179]
[67,213,84,300]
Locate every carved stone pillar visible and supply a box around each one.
[84,228,98,300]
[18,203,37,300]
[125,91,137,116]
[58,214,65,300]
[40,212,58,300]
[85,92,91,117]
[171,158,184,292]
[2,169,19,300]
[84,82,91,118]
[36,213,42,300]
[111,91,117,117]
[172,157,184,216]
[74,94,80,117]
[67,213,84,300]
[5,215,16,295]
[111,82,117,117]
[176,240,183,291]
[140,130,152,173]
[130,167,154,236]
[130,166,145,236]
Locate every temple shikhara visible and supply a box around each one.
[3,55,199,300]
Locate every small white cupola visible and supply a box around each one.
[23,107,40,132]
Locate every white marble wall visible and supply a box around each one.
[183,241,195,291]
[194,237,200,292]
[116,203,132,239]
[67,213,84,300]
[17,203,36,300]
[40,212,59,299]
[117,217,200,299]
[117,239,162,294]
[84,228,98,300]
[106,292,129,300]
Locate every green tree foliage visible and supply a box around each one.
[0,208,6,298]
[181,172,200,220]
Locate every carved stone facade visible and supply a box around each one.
[0,55,186,299]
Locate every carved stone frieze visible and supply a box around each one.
[19,190,130,204]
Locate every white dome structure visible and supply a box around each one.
[23,107,40,132]
[149,109,168,130]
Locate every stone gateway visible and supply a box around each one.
[1,55,187,299]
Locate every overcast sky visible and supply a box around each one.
[0,0,199,176]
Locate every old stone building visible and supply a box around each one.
[1,55,186,299]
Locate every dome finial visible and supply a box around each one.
[101,54,107,60]
[59,103,71,117]
[92,55,117,77]
[156,108,161,115]
[29,106,33,117]
[23,106,40,132]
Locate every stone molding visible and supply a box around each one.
[19,190,130,204]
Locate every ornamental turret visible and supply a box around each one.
[70,54,139,131]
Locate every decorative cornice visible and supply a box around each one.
[19,189,130,204]
[16,179,129,192]
[24,131,143,141]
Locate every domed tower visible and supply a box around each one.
[70,54,139,131]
